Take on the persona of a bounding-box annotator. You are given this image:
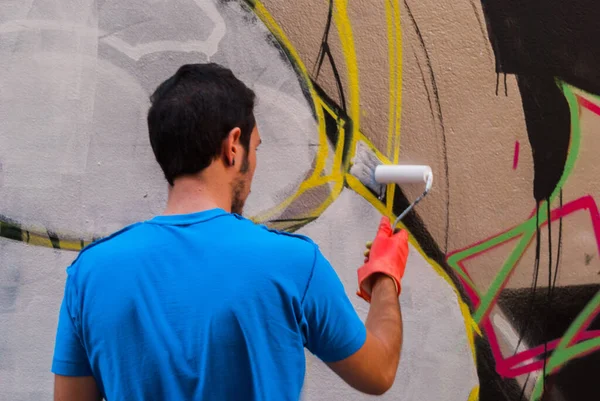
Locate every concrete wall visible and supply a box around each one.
[1,1,598,400]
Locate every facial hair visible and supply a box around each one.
[231,153,250,215]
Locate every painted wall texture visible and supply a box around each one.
[1,1,599,400]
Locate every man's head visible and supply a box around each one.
[147,63,260,214]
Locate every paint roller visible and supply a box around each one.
[374,164,433,229]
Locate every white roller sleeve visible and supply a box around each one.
[374,165,432,185]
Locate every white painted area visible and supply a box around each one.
[491,311,539,397]
[101,0,226,61]
[0,239,75,401]
[492,310,530,358]
[0,19,99,36]
[297,190,478,401]
[0,0,319,240]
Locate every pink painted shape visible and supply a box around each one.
[450,195,600,378]
[578,95,600,116]
[513,140,520,170]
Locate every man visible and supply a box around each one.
[52,63,409,400]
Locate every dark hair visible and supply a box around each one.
[147,63,256,185]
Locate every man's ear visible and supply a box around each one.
[223,127,241,166]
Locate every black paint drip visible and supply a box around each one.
[544,200,552,396]
[513,194,564,400]
[516,76,570,202]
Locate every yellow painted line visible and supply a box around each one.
[357,132,392,165]
[319,96,341,121]
[392,0,403,163]
[252,178,325,222]
[316,96,347,177]
[251,1,333,212]
[468,385,480,401]
[346,174,390,217]
[20,231,85,251]
[460,293,482,367]
[332,0,360,155]
[24,233,53,249]
[303,174,333,190]
[311,179,345,217]
[386,0,403,213]
[384,0,397,158]
[384,0,397,213]
[331,123,346,177]
[56,239,87,252]
[310,101,332,180]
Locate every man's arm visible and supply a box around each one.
[54,375,102,401]
[326,274,402,395]
[52,274,102,401]
[303,216,407,395]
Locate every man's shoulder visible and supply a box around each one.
[234,214,319,257]
[67,222,146,273]
[237,215,315,244]
[259,225,316,246]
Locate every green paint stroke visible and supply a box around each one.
[446,223,529,295]
[472,216,539,323]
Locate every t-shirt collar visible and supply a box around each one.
[146,208,230,226]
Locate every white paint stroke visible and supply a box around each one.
[101,0,226,61]
[0,19,97,37]
[0,0,227,61]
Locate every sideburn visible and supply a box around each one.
[231,152,250,214]
[239,151,249,174]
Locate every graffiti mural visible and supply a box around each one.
[1,0,599,400]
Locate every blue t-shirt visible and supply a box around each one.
[52,209,366,400]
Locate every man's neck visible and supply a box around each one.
[163,173,232,216]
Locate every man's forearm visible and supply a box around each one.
[365,274,402,381]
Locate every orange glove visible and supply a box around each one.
[357,216,409,303]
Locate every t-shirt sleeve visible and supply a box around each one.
[51,275,93,376]
[301,245,367,363]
